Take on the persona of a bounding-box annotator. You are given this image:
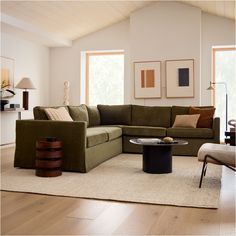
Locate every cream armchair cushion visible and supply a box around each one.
[198,143,235,167]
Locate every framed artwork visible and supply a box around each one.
[134,61,161,98]
[165,59,194,98]
[1,56,15,98]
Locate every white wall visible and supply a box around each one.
[1,33,50,144]
[49,1,235,107]
[130,1,201,106]
[50,20,130,105]
[1,33,50,108]
[201,13,235,105]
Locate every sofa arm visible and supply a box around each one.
[213,117,220,143]
[14,120,87,172]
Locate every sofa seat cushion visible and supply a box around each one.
[86,128,108,148]
[167,128,213,139]
[122,126,166,137]
[86,126,122,148]
[95,126,122,141]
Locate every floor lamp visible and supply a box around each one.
[15,77,36,110]
[207,81,228,131]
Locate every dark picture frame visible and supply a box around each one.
[165,59,194,98]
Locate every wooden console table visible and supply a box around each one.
[1,109,24,119]
[0,109,31,146]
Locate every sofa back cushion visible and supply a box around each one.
[86,106,101,127]
[97,104,132,125]
[33,106,69,120]
[132,105,171,128]
[68,105,89,126]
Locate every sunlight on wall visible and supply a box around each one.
[215,49,236,140]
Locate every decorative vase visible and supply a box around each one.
[63,81,70,105]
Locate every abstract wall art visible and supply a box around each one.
[134,61,161,98]
[165,59,194,98]
[0,56,15,98]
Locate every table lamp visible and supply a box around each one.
[15,77,36,110]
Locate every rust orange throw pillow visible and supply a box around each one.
[189,107,215,128]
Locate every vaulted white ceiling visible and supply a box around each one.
[1,1,235,47]
[1,1,152,40]
[180,0,235,20]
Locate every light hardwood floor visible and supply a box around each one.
[1,147,235,235]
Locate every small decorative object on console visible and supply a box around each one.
[10,103,20,108]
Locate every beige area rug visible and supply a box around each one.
[1,154,222,208]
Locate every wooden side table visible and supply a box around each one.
[225,131,236,146]
[36,137,63,177]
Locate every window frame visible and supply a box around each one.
[85,51,124,105]
[212,47,236,105]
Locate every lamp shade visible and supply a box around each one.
[15,77,36,89]
[207,82,214,90]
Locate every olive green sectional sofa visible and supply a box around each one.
[14,104,220,173]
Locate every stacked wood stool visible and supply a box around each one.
[36,137,62,177]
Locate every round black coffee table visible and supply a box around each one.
[130,138,188,174]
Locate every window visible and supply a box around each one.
[213,47,236,140]
[85,51,124,106]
